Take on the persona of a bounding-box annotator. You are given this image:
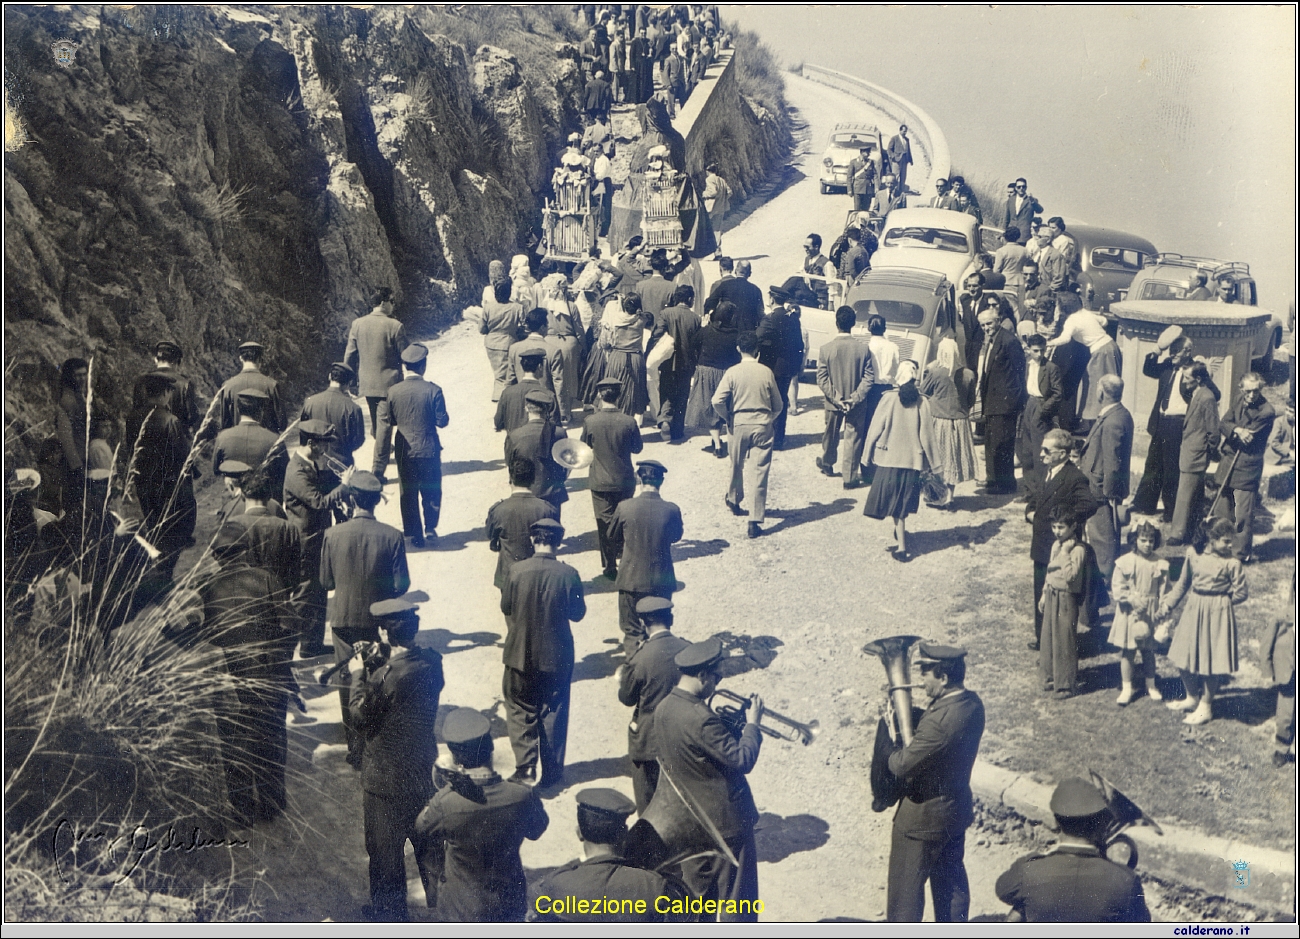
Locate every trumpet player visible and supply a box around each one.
[617,597,688,812]
[884,642,985,923]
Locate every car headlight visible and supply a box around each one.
[823,157,833,168]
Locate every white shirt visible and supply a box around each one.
[867,335,900,385]
[1050,310,1112,354]
[1162,366,1192,416]
[1027,360,1042,397]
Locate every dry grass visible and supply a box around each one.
[195,181,252,225]
[725,25,788,122]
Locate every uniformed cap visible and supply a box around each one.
[530,517,564,536]
[635,596,673,615]
[595,377,623,391]
[348,471,383,494]
[524,390,553,407]
[138,372,175,397]
[519,350,546,369]
[401,343,429,365]
[298,419,337,442]
[913,641,968,665]
[371,597,418,619]
[675,637,723,674]
[1050,777,1109,818]
[329,361,356,382]
[236,387,269,401]
[636,459,668,476]
[153,340,183,360]
[217,459,252,477]
[237,341,264,353]
[442,707,491,745]
[575,788,636,819]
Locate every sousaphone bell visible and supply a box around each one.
[551,437,593,470]
[863,634,923,813]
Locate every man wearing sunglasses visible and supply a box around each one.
[1004,179,1042,245]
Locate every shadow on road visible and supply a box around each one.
[906,518,1006,557]
[442,458,507,476]
[418,627,501,657]
[541,756,633,798]
[427,525,487,552]
[754,811,830,863]
[574,647,622,684]
[674,537,730,562]
[765,498,855,534]
[715,632,783,679]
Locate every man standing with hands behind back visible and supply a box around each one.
[374,343,449,547]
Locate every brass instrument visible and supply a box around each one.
[863,634,923,812]
[1088,769,1163,869]
[709,688,819,746]
[323,452,352,478]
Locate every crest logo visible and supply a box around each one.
[51,39,81,69]
[1231,858,1250,889]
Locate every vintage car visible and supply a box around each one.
[818,122,883,195]
[1121,253,1285,370]
[1057,221,1158,313]
[870,207,1005,289]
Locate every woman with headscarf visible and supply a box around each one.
[919,337,978,508]
[595,293,650,417]
[863,360,939,562]
[579,271,622,407]
[482,259,508,307]
[685,299,741,457]
[541,272,586,421]
[509,254,540,312]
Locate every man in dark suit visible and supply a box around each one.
[374,343,449,546]
[609,460,683,657]
[212,388,282,481]
[636,251,677,323]
[1003,179,1042,245]
[884,643,984,923]
[300,363,366,469]
[582,378,643,579]
[996,777,1151,922]
[959,273,1012,371]
[1027,429,1101,649]
[495,351,557,434]
[583,69,613,120]
[499,518,586,787]
[344,286,407,464]
[652,285,702,442]
[505,391,569,519]
[507,307,564,399]
[283,420,348,657]
[652,638,764,922]
[886,125,913,189]
[132,339,201,433]
[1169,363,1221,546]
[320,471,410,766]
[977,310,1028,494]
[127,372,198,578]
[848,145,876,211]
[704,259,764,333]
[1132,331,1202,521]
[1213,372,1276,562]
[224,464,302,609]
[415,708,549,922]
[486,459,559,593]
[756,300,804,449]
[1016,334,1064,492]
[209,341,285,436]
[816,306,877,486]
[1080,376,1134,589]
[349,598,444,922]
[617,597,690,811]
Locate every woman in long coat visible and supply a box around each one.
[918,337,977,507]
[863,361,938,561]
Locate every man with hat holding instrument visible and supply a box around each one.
[374,342,449,547]
[348,597,444,922]
[300,362,366,470]
[582,376,643,580]
[345,286,407,450]
[617,596,689,812]
[320,470,410,766]
[499,517,585,787]
[505,390,570,519]
[486,459,559,595]
[283,419,350,658]
[494,349,558,435]
[212,388,287,492]
[531,787,688,922]
[608,459,682,657]
[883,641,985,923]
[996,777,1151,922]
[651,637,764,922]
[133,339,200,432]
[415,707,549,921]
[126,370,198,575]
[208,340,284,436]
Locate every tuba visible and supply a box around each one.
[1088,769,1164,869]
[863,635,923,813]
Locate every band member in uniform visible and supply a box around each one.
[415,708,549,921]
[210,340,284,435]
[212,389,285,490]
[283,419,349,658]
[300,363,366,469]
[608,459,682,657]
[126,371,197,577]
[320,471,410,766]
[505,391,569,519]
[499,517,585,787]
[884,642,985,923]
[494,351,557,434]
[486,459,560,594]
[583,377,644,579]
[374,343,450,547]
[132,339,200,433]
[222,463,302,608]
[344,286,407,454]
[995,777,1151,922]
[653,637,764,922]
[349,598,444,922]
[531,788,688,922]
[617,596,689,811]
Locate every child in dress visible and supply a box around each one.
[1109,521,1169,706]
[1160,517,1248,726]
[1039,505,1088,699]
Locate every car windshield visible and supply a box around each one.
[1139,282,1187,301]
[882,226,969,253]
[833,135,874,149]
[1092,247,1146,272]
[852,298,927,328]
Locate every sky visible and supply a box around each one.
[726,4,1297,309]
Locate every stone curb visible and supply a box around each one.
[971,761,1296,914]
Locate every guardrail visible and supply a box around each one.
[799,64,950,206]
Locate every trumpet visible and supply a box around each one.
[710,688,820,746]
[323,452,352,478]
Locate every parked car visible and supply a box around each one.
[870,207,1004,288]
[819,122,883,195]
[1121,253,1285,370]
[1059,221,1157,313]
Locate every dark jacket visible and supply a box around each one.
[1218,396,1277,489]
[495,378,558,434]
[214,369,284,434]
[350,646,444,800]
[653,689,761,842]
[694,323,742,371]
[1003,194,1043,239]
[300,387,366,466]
[212,422,280,479]
[500,555,586,673]
[133,366,201,432]
[704,277,764,333]
[610,491,683,593]
[344,311,408,398]
[756,308,805,379]
[505,420,569,505]
[618,631,690,761]
[651,303,702,373]
[1027,463,1100,565]
[282,453,344,536]
[1141,352,1221,435]
[581,408,643,492]
[978,327,1028,417]
[996,844,1151,922]
[583,76,612,113]
[415,770,549,922]
[1030,359,1065,425]
[319,513,410,634]
[377,376,449,460]
[887,688,984,840]
[1180,385,1221,473]
[224,506,303,598]
[486,491,560,590]
[1080,403,1134,500]
[533,855,687,922]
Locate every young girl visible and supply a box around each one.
[1109,521,1169,706]
[1039,506,1088,699]
[1160,517,1248,726]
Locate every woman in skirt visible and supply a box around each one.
[918,336,977,507]
[1159,517,1248,726]
[593,292,650,417]
[685,299,741,457]
[862,361,938,562]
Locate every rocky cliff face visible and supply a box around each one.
[3,5,585,443]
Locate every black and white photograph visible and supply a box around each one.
[3,2,1296,926]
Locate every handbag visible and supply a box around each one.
[646,332,675,370]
